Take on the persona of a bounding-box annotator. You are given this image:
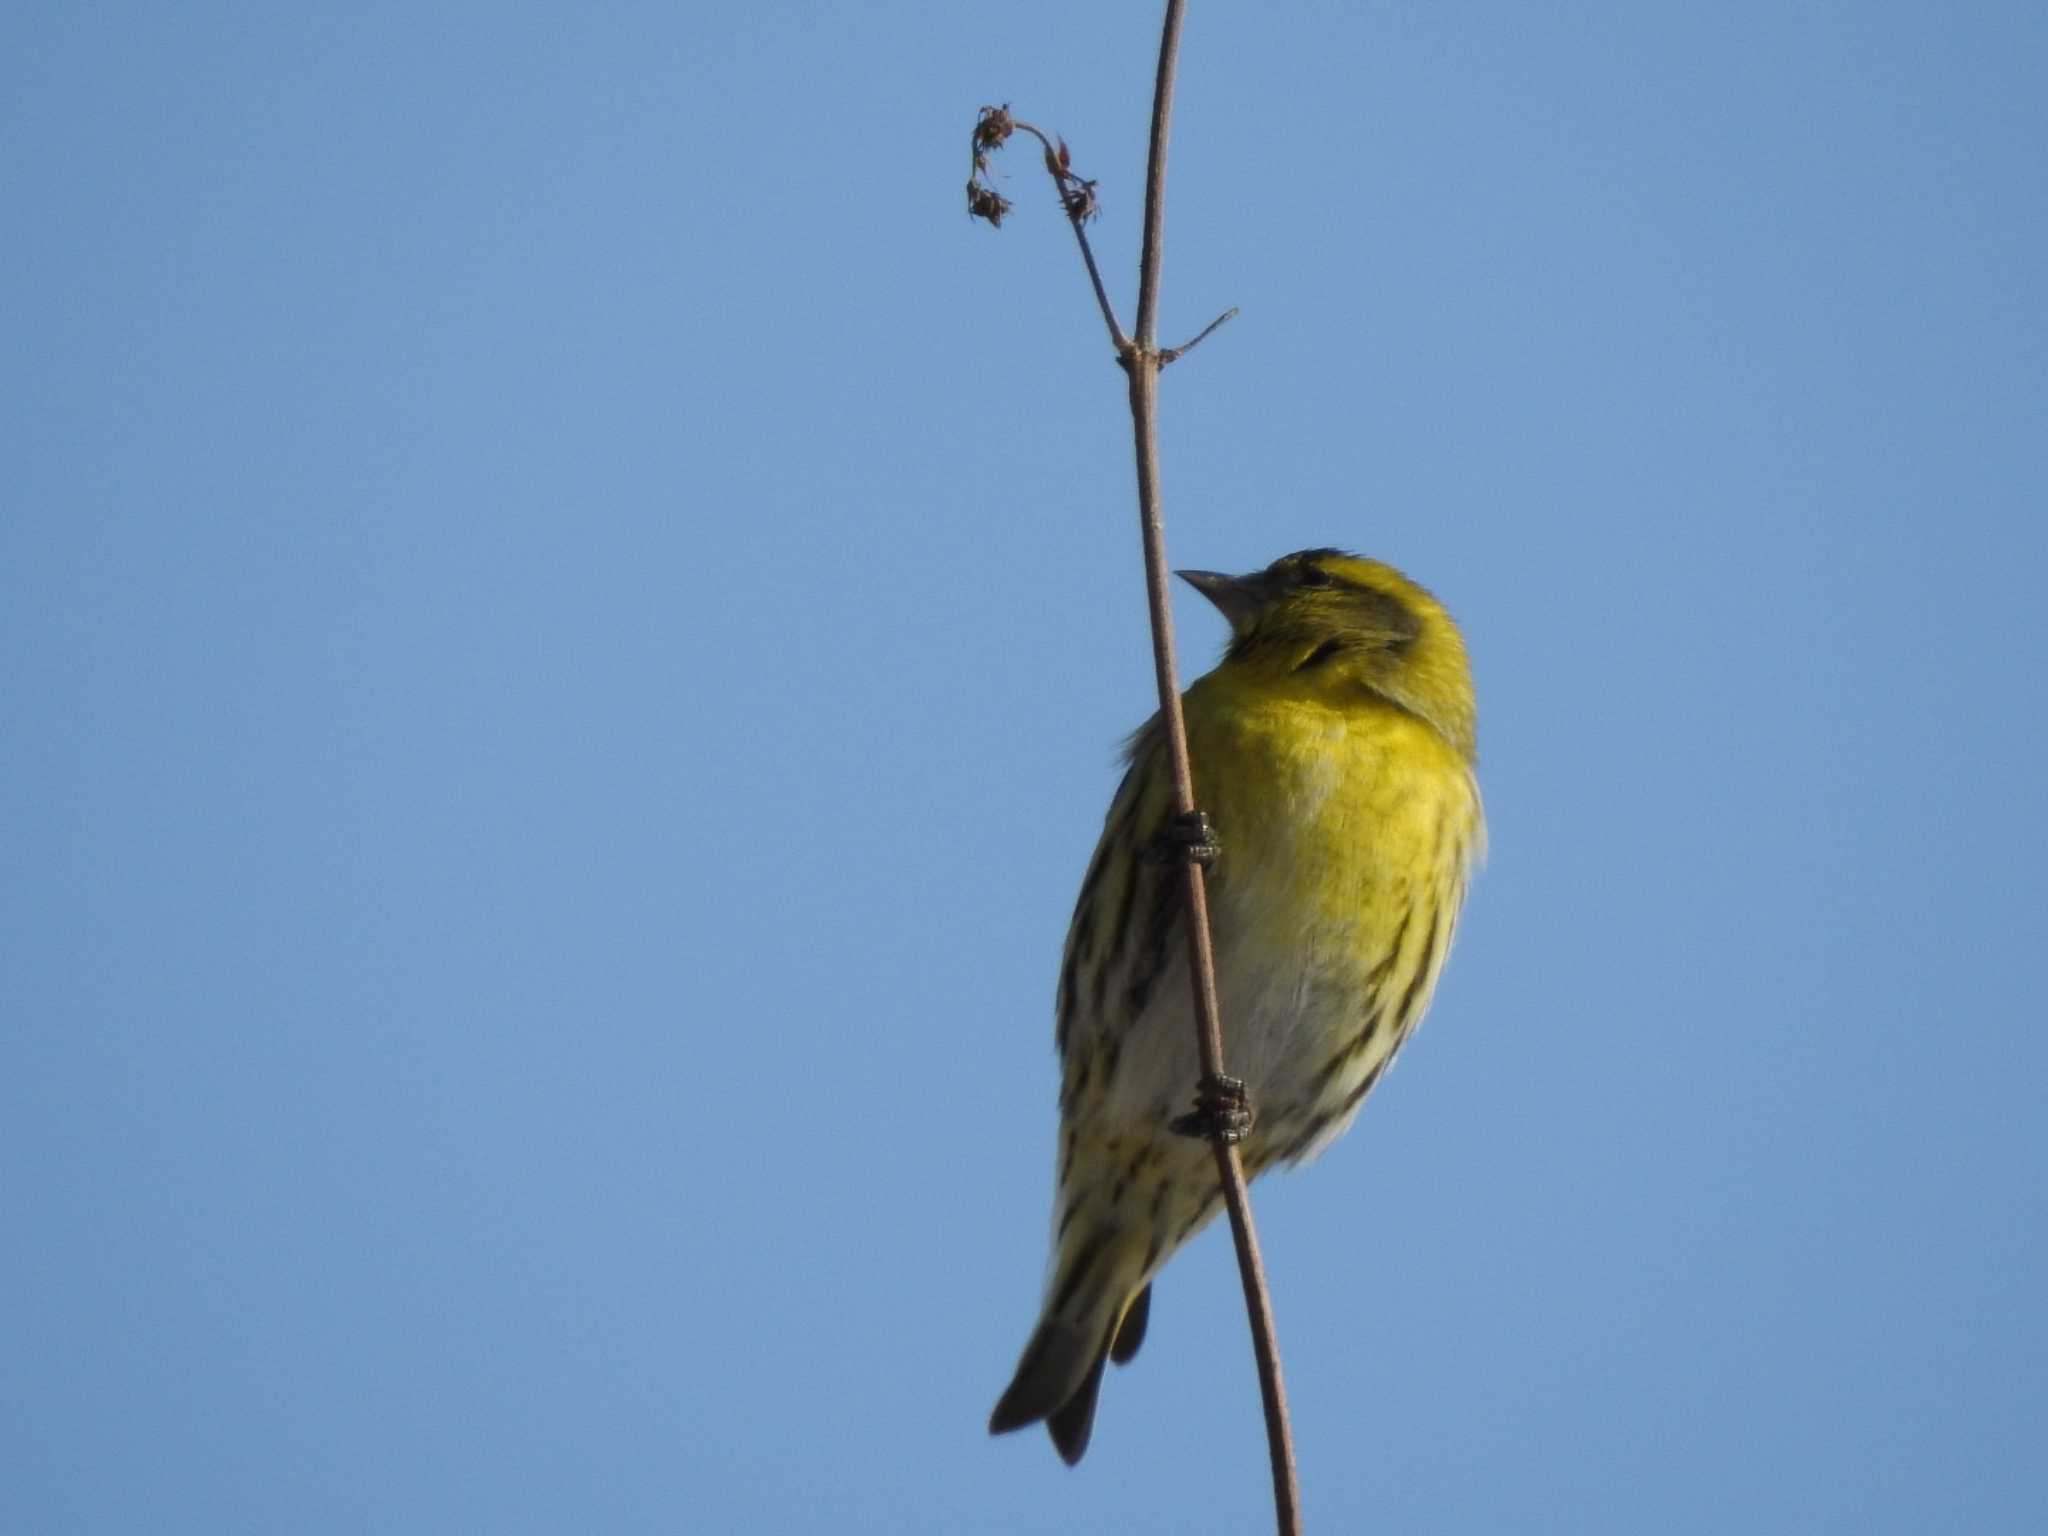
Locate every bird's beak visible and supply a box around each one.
[1177,568,1264,632]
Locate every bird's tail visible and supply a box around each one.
[989,1230,1155,1465]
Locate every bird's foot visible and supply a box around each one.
[1171,1073,1252,1145]
[1146,810,1219,867]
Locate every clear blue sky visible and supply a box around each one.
[6,4,2044,1532]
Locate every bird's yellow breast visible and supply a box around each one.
[1186,671,1476,947]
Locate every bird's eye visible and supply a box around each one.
[1296,565,1334,589]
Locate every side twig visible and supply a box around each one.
[969,4,1301,1531]
[1161,306,1239,366]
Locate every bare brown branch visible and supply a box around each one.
[968,5,1296,1531]
[1126,7,1300,1528]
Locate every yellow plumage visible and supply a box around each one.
[991,549,1484,1463]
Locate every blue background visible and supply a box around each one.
[6,4,2044,1531]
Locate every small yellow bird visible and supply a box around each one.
[990,549,1483,1463]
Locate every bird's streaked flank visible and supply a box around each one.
[991,549,1484,1464]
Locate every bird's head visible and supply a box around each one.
[1179,549,1477,763]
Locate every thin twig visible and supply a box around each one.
[970,107,1129,350]
[1132,0,1183,349]
[1014,121,1129,351]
